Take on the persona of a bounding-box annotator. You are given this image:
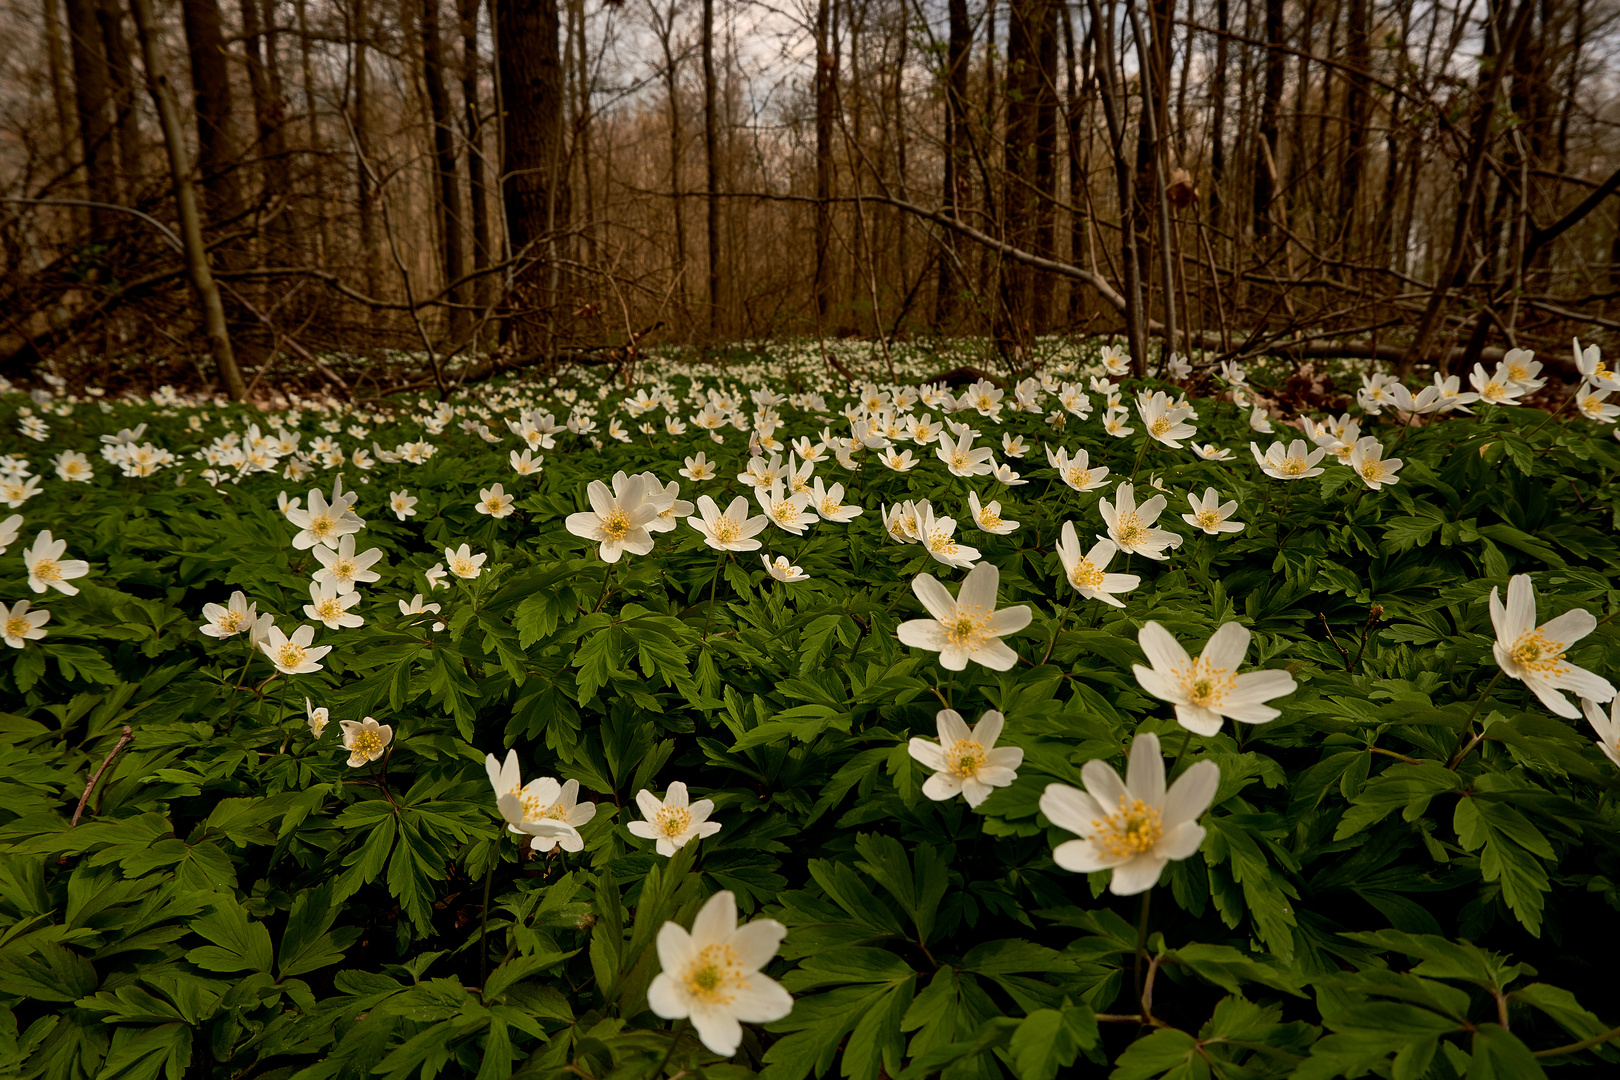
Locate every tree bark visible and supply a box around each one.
[1339,0,1370,249]
[1254,0,1284,237]
[999,0,1057,359]
[1208,0,1228,231]
[177,0,243,222]
[128,0,246,400]
[813,0,837,321]
[64,0,117,241]
[421,0,468,339]
[96,0,142,200]
[495,0,568,336]
[461,0,492,314]
[933,0,970,327]
[703,0,723,334]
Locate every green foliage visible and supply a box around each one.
[0,350,1618,1079]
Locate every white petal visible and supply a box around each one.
[1125,732,1165,807]
[1040,783,1104,834]
[1138,622,1190,673]
[1108,856,1167,895]
[1200,623,1251,672]
[1163,760,1220,829]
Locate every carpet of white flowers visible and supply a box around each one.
[2,338,1620,1080]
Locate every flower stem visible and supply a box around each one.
[1133,887,1153,1008]
[593,562,615,613]
[1448,669,1506,770]
[1040,592,1077,666]
[700,551,725,638]
[1168,727,1193,776]
[479,844,496,991]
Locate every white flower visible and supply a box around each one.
[340,716,393,767]
[990,460,1028,486]
[897,562,1031,671]
[1248,406,1274,433]
[1098,482,1182,561]
[1348,436,1403,489]
[1500,347,1545,392]
[1574,337,1620,392]
[54,451,94,482]
[1136,390,1197,448]
[304,579,364,629]
[476,483,515,518]
[1181,488,1244,535]
[312,534,384,590]
[762,555,809,582]
[1580,698,1620,770]
[425,562,449,590]
[680,451,716,481]
[918,504,980,570]
[909,709,1022,807]
[647,890,792,1058]
[565,472,660,563]
[810,478,861,523]
[0,599,49,648]
[881,448,920,472]
[0,514,21,554]
[1100,345,1131,376]
[201,590,257,638]
[756,480,817,536]
[389,490,418,521]
[260,624,332,675]
[628,781,721,856]
[1490,574,1615,719]
[1250,439,1326,481]
[445,544,487,580]
[967,491,1018,534]
[1001,434,1028,458]
[1192,443,1233,462]
[640,475,693,534]
[1133,621,1297,735]
[1055,524,1138,607]
[1045,445,1110,492]
[1040,732,1220,896]
[689,495,768,552]
[510,448,545,476]
[936,430,995,478]
[484,750,593,848]
[1469,362,1526,406]
[23,531,89,595]
[284,489,363,550]
[1575,383,1620,424]
[306,697,329,738]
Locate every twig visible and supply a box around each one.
[1319,612,1351,669]
[1352,604,1383,672]
[72,726,135,827]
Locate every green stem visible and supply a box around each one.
[1133,887,1153,1007]
[1168,727,1193,776]
[1448,669,1506,770]
[593,561,615,613]
[700,550,725,638]
[648,1019,686,1077]
[479,845,496,991]
[1040,592,1077,666]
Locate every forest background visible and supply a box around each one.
[0,0,1617,396]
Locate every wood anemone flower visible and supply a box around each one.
[897,562,1031,671]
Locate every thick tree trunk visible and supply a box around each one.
[421,0,468,339]
[128,0,246,401]
[178,0,243,222]
[352,0,380,302]
[461,0,492,313]
[1339,0,1370,249]
[702,0,722,334]
[1254,0,1284,237]
[813,0,836,321]
[238,0,294,266]
[1208,0,1228,231]
[96,0,142,199]
[495,0,567,336]
[63,0,117,240]
[1000,0,1057,358]
[933,0,970,327]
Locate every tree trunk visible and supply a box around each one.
[127,0,246,400]
[64,0,117,241]
[422,0,468,339]
[177,0,243,223]
[999,0,1057,360]
[1208,0,1228,231]
[934,0,970,327]
[1254,0,1284,237]
[461,0,492,315]
[1339,0,1370,250]
[96,0,142,200]
[238,0,294,265]
[702,0,722,334]
[353,0,380,302]
[813,0,836,321]
[495,0,567,338]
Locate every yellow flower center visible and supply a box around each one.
[32,558,61,582]
[711,516,741,543]
[601,508,631,540]
[1092,796,1164,859]
[945,738,987,779]
[927,530,958,555]
[1195,509,1222,530]
[276,643,307,668]
[978,508,1002,529]
[6,616,31,639]
[656,806,692,837]
[1509,629,1568,674]
[951,451,971,471]
[1177,659,1237,707]
[1508,362,1529,381]
[317,598,345,620]
[1070,559,1104,589]
[1150,417,1172,436]
[451,556,478,576]
[1279,456,1307,475]
[771,501,800,526]
[218,611,246,632]
[351,728,384,756]
[310,513,335,538]
[943,608,991,650]
[1360,460,1387,481]
[1114,513,1147,547]
[1065,467,1092,488]
[486,496,505,513]
[819,497,842,517]
[333,557,356,579]
[790,474,810,494]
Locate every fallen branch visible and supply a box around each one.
[72,725,135,827]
